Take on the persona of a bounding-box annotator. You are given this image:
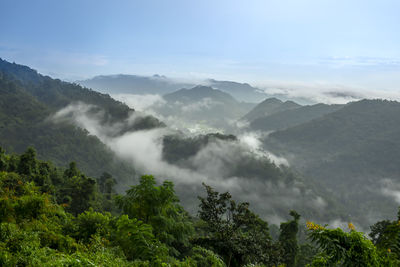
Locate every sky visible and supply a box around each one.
[1,0,400,92]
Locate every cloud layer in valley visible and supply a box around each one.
[51,102,333,224]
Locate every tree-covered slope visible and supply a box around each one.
[249,103,343,132]
[242,97,301,122]
[161,132,347,223]
[0,59,163,184]
[264,99,400,225]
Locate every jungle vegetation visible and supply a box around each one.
[1,147,400,266]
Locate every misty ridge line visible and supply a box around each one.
[79,73,400,105]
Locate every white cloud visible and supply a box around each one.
[180,98,223,112]
[239,132,289,166]
[50,102,334,224]
[381,179,400,204]
[112,94,166,111]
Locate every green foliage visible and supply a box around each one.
[306,222,396,266]
[60,162,98,215]
[5,145,400,266]
[296,243,319,267]
[0,149,165,266]
[116,175,194,256]
[196,183,277,267]
[369,208,400,262]
[189,246,225,267]
[114,214,168,261]
[279,210,300,267]
[72,209,112,242]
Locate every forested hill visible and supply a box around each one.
[0,58,163,184]
[0,59,131,121]
[265,99,400,225]
[242,97,301,122]
[152,85,254,130]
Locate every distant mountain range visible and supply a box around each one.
[78,74,269,103]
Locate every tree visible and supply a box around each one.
[0,147,7,171]
[279,210,300,267]
[98,172,116,199]
[369,220,393,247]
[196,183,276,267]
[306,221,395,266]
[116,175,194,256]
[17,147,38,177]
[61,162,97,215]
[114,214,168,261]
[369,208,400,261]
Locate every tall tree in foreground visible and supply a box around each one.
[196,183,278,267]
[116,175,194,257]
[279,210,300,267]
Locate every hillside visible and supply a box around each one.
[265,99,400,225]
[0,58,164,185]
[160,132,347,223]
[242,98,301,122]
[152,85,255,131]
[249,103,343,132]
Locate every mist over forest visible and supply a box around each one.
[2,0,400,265]
[2,57,400,265]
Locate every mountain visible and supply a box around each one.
[241,98,301,122]
[152,85,255,131]
[0,58,164,185]
[264,99,400,225]
[78,74,269,103]
[249,103,344,132]
[78,74,193,95]
[163,85,239,103]
[206,79,269,102]
[1,58,362,231]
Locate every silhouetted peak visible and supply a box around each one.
[261,97,283,104]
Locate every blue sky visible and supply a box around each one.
[1,0,400,92]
